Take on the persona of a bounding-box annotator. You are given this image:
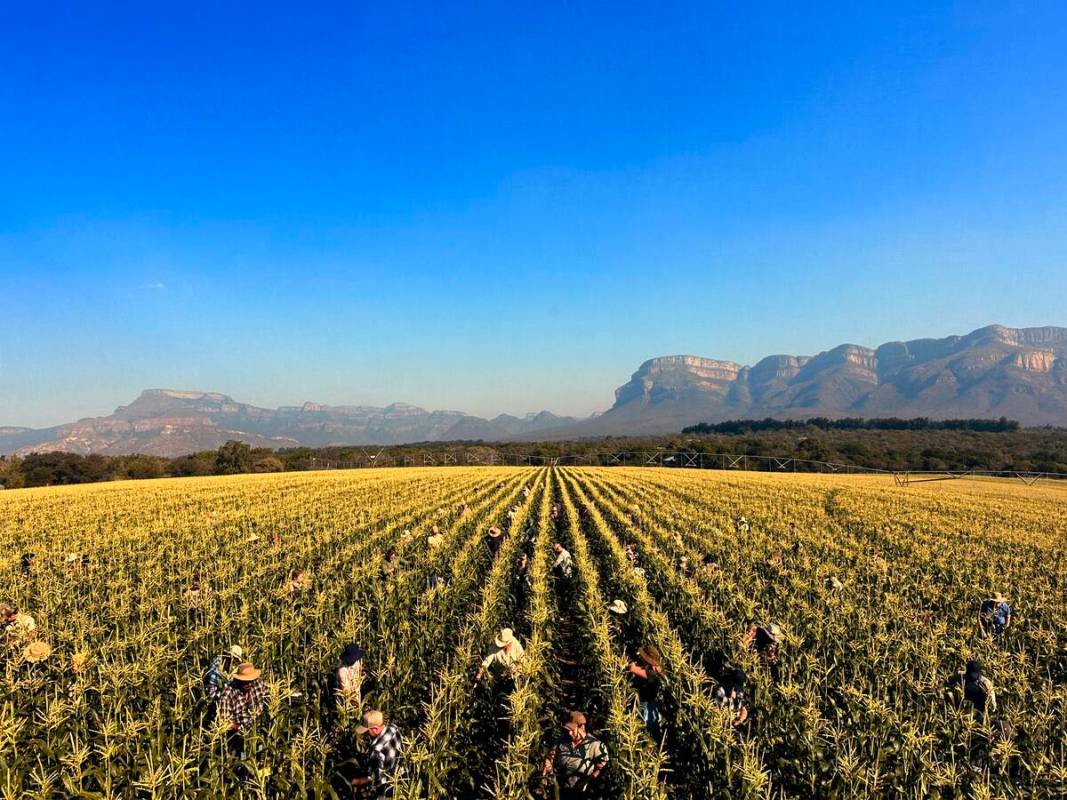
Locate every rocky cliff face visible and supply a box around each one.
[4,324,1066,454]
[538,324,1067,438]
[0,392,581,456]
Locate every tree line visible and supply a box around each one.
[2,419,1067,489]
[682,416,1021,434]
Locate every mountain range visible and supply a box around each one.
[3,324,1065,456]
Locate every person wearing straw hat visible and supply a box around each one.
[487,526,504,557]
[219,661,267,738]
[979,592,1012,639]
[743,621,782,682]
[475,627,525,683]
[606,599,629,641]
[543,710,610,799]
[349,709,403,799]
[628,645,666,738]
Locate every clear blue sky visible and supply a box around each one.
[2,2,1066,427]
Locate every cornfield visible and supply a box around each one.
[2,466,1066,798]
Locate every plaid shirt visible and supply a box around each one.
[219,680,268,730]
[368,724,403,791]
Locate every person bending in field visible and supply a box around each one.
[946,660,997,722]
[552,544,574,581]
[330,643,365,713]
[978,593,1012,639]
[1,602,36,649]
[380,548,400,579]
[349,709,403,799]
[628,645,666,739]
[713,668,750,730]
[204,644,244,707]
[543,711,610,799]
[475,627,525,683]
[487,526,504,556]
[20,552,35,576]
[219,661,268,757]
[743,622,782,681]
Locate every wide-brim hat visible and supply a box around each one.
[768,623,784,639]
[233,661,261,681]
[993,592,1008,603]
[495,627,517,647]
[607,599,628,615]
[488,527,503,538]
[637,644,662,668]
[65,552,79,563]
[355,709,384,735]
[25,641,52,663]
[229,645,244,659]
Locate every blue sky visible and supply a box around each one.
[2,2,1066,427]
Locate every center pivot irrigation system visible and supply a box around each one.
[303,448,1067,488]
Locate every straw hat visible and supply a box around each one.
[247,534,260,543]
[65,552,79,563]
[228,645,244,660]
[428,533,444,548]
[355,709,384,735]
[233,661,261,681]
[993,592,1008,603]
[607,599,628,615]
[768,623,784,640]
[488,527,503,538]
[495,627,517,648]
[24,641,52,663]
[637,644,662,668]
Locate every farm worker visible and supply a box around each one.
[523,484,531,498]
[743,622,782,680]
[20,552,35,575]
[427,530,444,549]
[204,644,244,703]
[286,568,309,593]
[219,661,268,732]
[1,603,36,647]
[713,669,750,728]
[979,593,1012,638]
[606,599,628,640]
[350,709,404,798]
[426,574,446,590]
[826,575,844,593]
[737,516,750,533]
[487,526,504,556]
[702,553,718,574]
[543,711,610,799]
[679,555,693,578]
[946,660,997,721]
[515,553,531,603]
[628,645,665,738]
[330,643,365,712]
[552,544,574,580]
[475,627,525,683]
[381,548,399,579]
[624,541,638,565]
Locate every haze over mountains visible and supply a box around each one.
[3,324,1066,456]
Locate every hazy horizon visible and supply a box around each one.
[3,3,1066,428]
